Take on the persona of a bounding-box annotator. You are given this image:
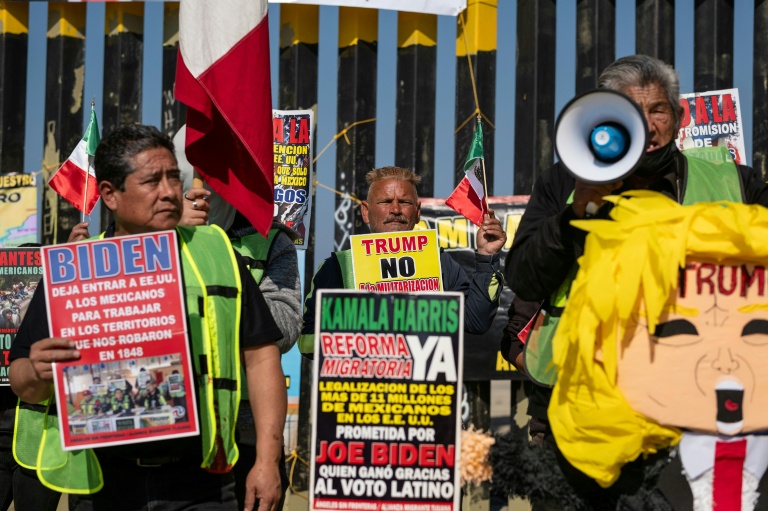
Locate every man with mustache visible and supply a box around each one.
[9,125,285,511]
[299,166,506,356]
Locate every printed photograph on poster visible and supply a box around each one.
[310,290,464,511]
[64,355,189,439]
[42,230,199,450]
[0,248,43,385]
[349,230,443,292]
[0,173,38,248]
[677,88,745,164]
[273,109,313,249]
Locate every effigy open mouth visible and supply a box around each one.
[716,379,744,434]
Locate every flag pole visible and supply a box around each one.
[183,124,205,189]
[478,114,490,215]
[83,99,95,222]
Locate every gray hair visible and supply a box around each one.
[598,55,683,130]
[365,167,421,200]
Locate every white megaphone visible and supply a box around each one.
[554,89,649,184]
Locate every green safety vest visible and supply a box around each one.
[230,228,281,286]
[523,147,744,386]
[298,250,354,355]
[110,395,132,413]
[13,225,243,494]
[79,400,98,415]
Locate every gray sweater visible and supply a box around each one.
[258,230,303,354]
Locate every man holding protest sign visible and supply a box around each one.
[299,166,506,356]
[9,125,286,511]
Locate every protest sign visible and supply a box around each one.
[0,173,37,248]
[350,230,442,292]
[677,88,745,164]
[274,109,313,249]
[417,196,529,381]
[42,230,198,450]
[0,248,43,385]
[310,290,463,511]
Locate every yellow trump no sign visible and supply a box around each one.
[350,230,442,292]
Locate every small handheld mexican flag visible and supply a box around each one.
[446,118,488,226]
[48,105,101,216]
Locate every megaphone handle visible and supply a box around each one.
[193,169,204,190]
[584,201,599,218]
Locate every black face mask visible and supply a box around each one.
[633,140,677,177]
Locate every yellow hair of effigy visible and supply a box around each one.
[548,190,768,488]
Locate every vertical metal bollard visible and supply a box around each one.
[636,0,675,65]
[454,0,496,191]
[334,7,377,250]
[0,2,28,175]
[576,0,615,94]
[101,3,143,230]
[280,3,320,495]
[753,2,768,180]
[513,0,556,195]
[395,12,437,196]
[462,382,492,511]
[694,0,734,92]
[41,2,86,245]
[161,2,185,140]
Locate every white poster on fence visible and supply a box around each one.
[677,88,746,165]
[270,0,466,16]
[273,109,313,249]
[62,0,467,16]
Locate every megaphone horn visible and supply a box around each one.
[554,89,649,184]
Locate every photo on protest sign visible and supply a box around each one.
[42,230,198,450]
[0,248,43,385]
[310,290,464,511]
[273,109,313,249]
[0,173,37,248]
[677,88,745,164]
[64,355,190,438]
[350,230,442,292]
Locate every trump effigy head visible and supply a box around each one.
[548,189,768,488]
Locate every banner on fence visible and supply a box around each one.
[43,231,199,450]
[677,88,746,165]
[43,0,466,16]
[417,196,529,381]
[310,290,463,511]
[0,174,37,248]
[0,249,42,385]
[271,0,466,16]
[274,109,313,249]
